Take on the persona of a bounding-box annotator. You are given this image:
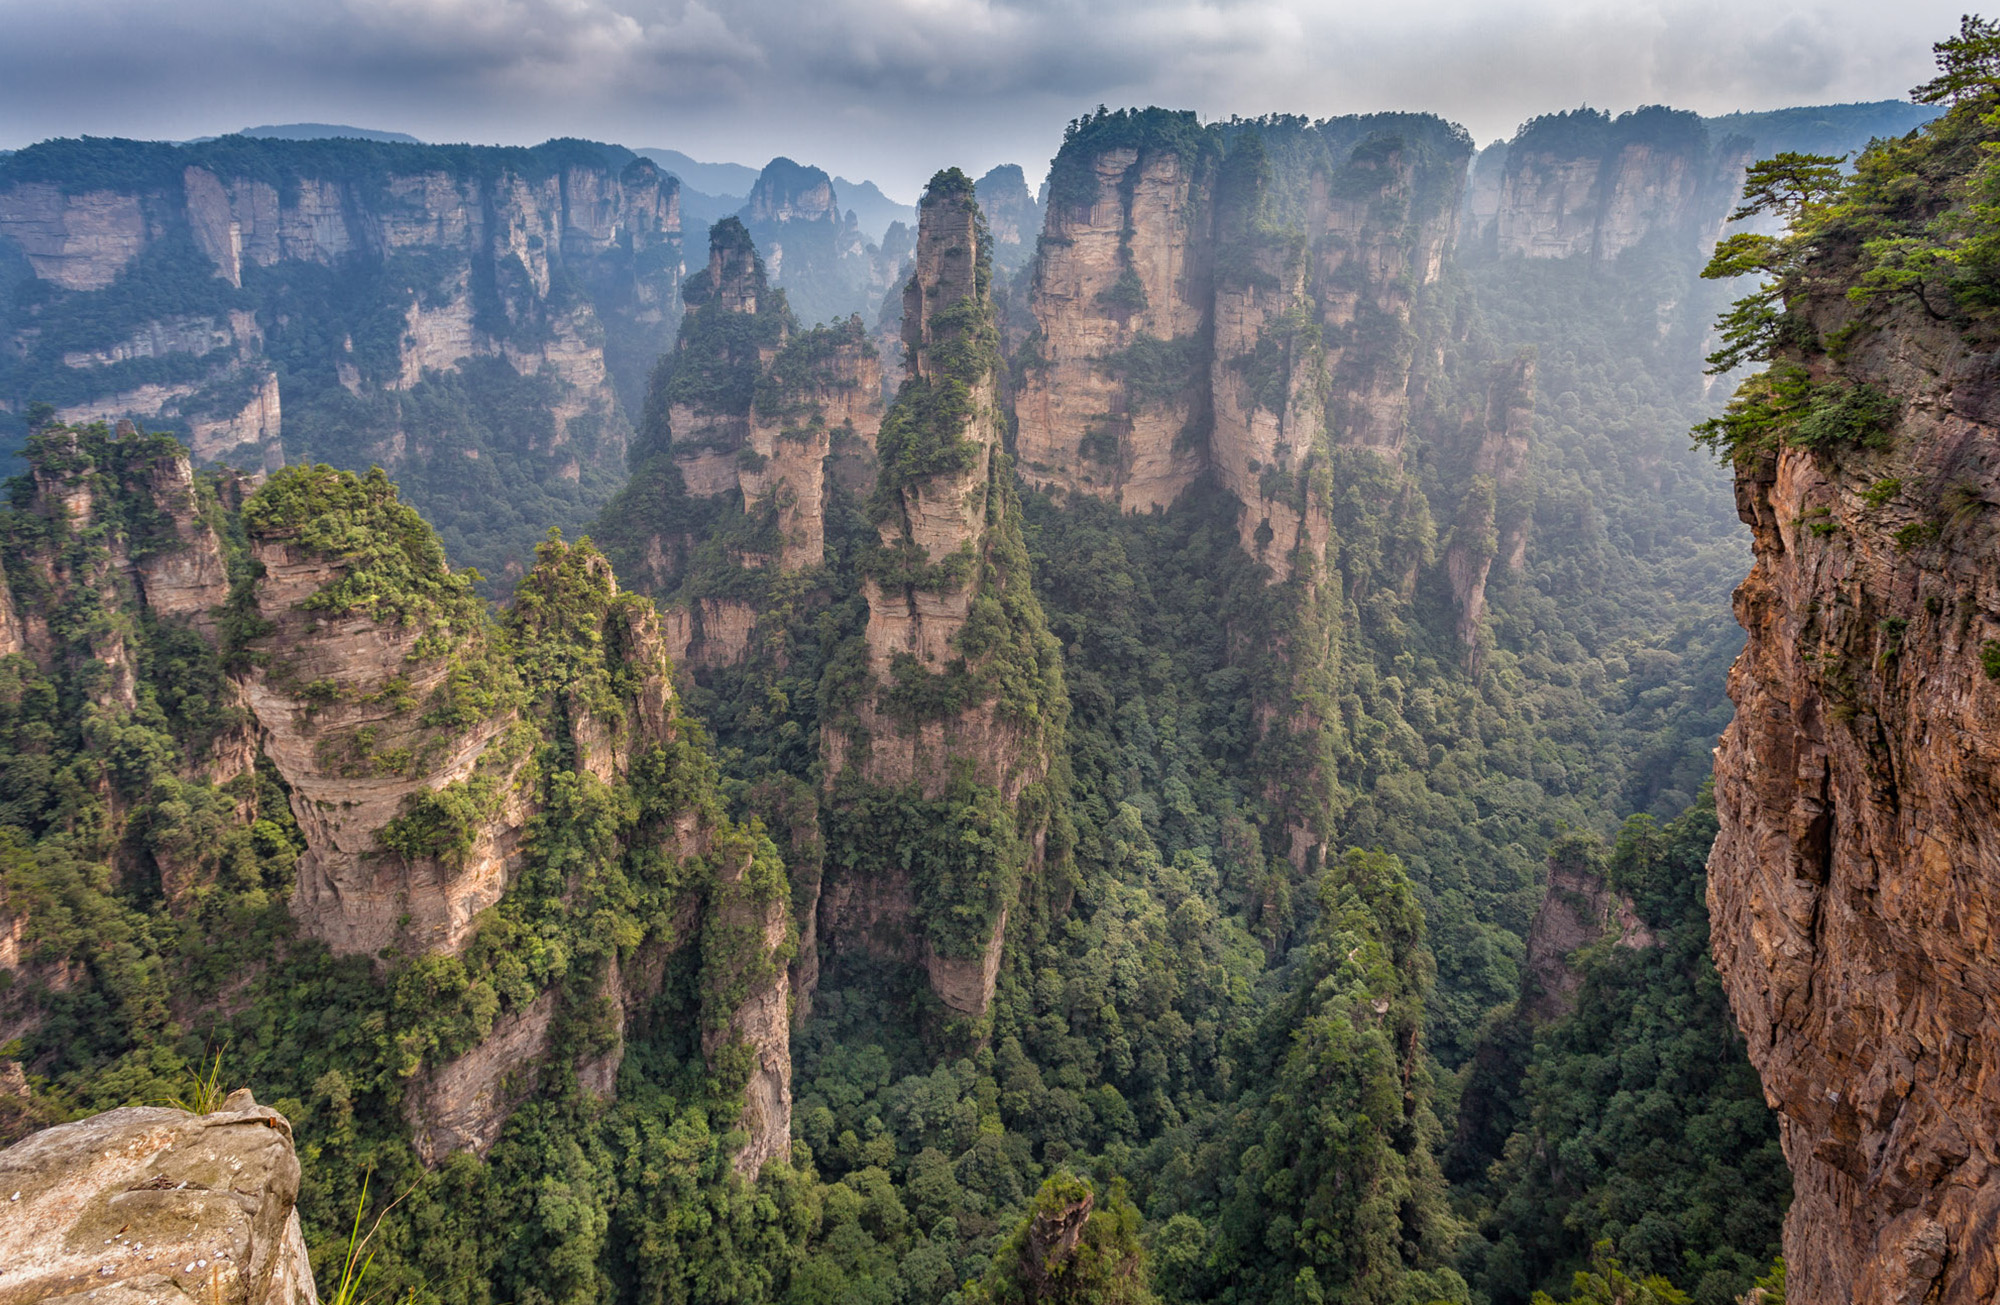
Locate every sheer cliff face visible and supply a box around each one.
[1710,302,2000,1302]
[1015,117,1467,582]
[1,432,795,1179]
[840,179,1021,793]
[608,218,883,666]
[973,164,1041,274]
[0,139,683,575]
[1473,109,1753,262]
[1443,352,1536,648]
[820,172,1066,1021]
[1015,142,1214,511]
[737,156,891,328]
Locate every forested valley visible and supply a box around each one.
[0,49,1966,1305]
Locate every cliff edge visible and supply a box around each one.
[1706,70,2000,1303]
[0,1091,318,1305]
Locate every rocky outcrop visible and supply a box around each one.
[1015,113,1469,580]
[819,169,1066,1021]
[1522,837,1655,1022]
[1709,303,2000,1297]
[974,165,1041,274]
[408,993,555,1164]
[4,422,230,698]
[737,157,884,328]
[1,137,684,570]
[601,218,883,665]
[241,522,530,959]
[700,843,795,1177]
[742,318,884,572]
[0,184,148,291]
[843,172,1017,790]
[1442,351,1536,647]
[1474,107,1754,263]
[0,1091,319,1305]
[0,427,801,1186]
[1015,122,1215,511]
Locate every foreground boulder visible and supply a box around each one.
[0,1090,318,1305]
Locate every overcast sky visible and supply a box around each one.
[0,0,1968,198]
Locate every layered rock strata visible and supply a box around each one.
[0,136,683,554]
[0,1090,319,1305]
[819,170,1066,1020]
[1470,107,1755,262]
[1014,113,1469,581]
[1710,304,2000,1299]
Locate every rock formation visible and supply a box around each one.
[1469,107,1754,262]
[0,425,798,1179]
[1709,218,2000,1299]
[818,169,1067,1022]
[0,135,684,576]
[973,164,1041,275]
[594,217,883,665]
[0,1090,319,1305]
[1442,351,1536,649]
[736,157,897,328]
[1014,112,1469,580]
[1015,112,1217,512]
[1521,836,1654,1022]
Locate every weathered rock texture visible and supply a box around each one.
[1014,112,1469,582]
[1468,107,1754,263]
[240,521,532,960]
[0,1090,318,1305]
[598,218,882,666]
[1,431,798,1180]
[1710,302,2000,1300]
[1522,838,1655,1022]
[818,171,1066,1021]
[1015,132,1215,512]
[0,136,682,536]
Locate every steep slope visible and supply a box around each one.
[1013,111,1467,571]
[973,165,1040,276]
[739,158,907,327]
[1704,84,2000,1304]
[0,421,803,1300]
[1466,107,1753,262]
[819,169,1067,1022]
[594,216,883,662]
[0,135,684,583]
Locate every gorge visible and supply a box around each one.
[0,37,1985,1305]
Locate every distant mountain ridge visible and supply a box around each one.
[236,122,425,144]
[635,147,761,197]
[832,175,916,242]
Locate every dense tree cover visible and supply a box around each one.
[1695,19,2000,467]
[10,84,1951,1305]
[0,429,817,1305]
[1450,795,1787,1304]
[590,112,1790,1305]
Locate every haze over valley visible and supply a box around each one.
[0,8,1996,1305]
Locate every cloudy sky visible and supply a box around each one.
[0,0,1968,197]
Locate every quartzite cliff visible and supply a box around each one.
[1708,121,2000,1299]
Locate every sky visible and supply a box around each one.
[0,0,1971,199]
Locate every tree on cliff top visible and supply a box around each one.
[971,1173,1158,1305]
[1913,14,2000,104]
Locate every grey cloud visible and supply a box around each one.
[0,0,1966,193]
